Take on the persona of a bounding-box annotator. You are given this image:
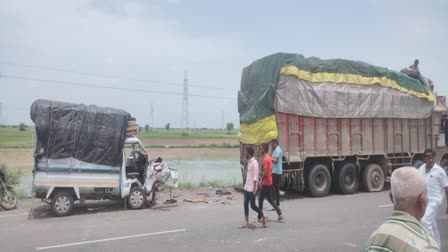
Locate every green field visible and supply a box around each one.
[0,126,239,148]
[0,126,35,148]
[138,128,238,139]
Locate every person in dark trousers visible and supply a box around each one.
[257,144,283,221]
[271,139,283,206]
[440,113,448,147]
[240,147,267,228]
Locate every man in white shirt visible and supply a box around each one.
[419,148,448,248]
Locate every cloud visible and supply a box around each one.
[0,0,244,127]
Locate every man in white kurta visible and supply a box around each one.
[419,149,448,248]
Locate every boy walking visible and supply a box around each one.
[240,147,267,228]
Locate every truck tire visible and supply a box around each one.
[362,163,384,192]
[412,159,424,169]
[128,187,146,210]
[336,162,359,194]
[307,164,331,197]
[51,191,74,217]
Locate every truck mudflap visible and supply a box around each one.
[282,169,305,192]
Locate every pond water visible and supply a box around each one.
[18,159,243,196]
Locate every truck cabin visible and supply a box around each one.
[124,136,149,184]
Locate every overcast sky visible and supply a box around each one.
[1,0,447,128]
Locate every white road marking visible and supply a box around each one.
[0,212,28,218]
[35,228,187,250]
[343,242,358,247]
[378,204,393,208]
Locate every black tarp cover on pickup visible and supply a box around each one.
[30,99,130,167]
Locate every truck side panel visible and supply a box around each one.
[276,112,436,160]
[33,172,121,199]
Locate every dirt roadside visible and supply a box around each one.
[0,187,242,215]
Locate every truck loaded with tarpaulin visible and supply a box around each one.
[238,53,448,197]
[31,100,178,216]
[31,99,130,169]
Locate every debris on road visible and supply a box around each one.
[216,189,232,196]
[183,199,208,203]
[164,199,177,205]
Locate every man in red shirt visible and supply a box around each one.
[258,144,283,221]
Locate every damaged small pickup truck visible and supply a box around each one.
[30,99,178,217]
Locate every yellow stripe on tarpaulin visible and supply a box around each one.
[238,114,278,145]
[40,181,118,187]
[280,65,435,102]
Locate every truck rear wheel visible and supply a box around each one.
[336,162,359,194]
[51,191,74,217]
[128,187,146,209]
[307,164,331,197]
[362,163,384,192]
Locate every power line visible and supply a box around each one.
[0,61,236,91]
[1,74,233,100]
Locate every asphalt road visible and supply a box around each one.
[0,190,446,252]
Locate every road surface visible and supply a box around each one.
[0,190,446,252]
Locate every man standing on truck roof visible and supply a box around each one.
[240,147,267,228]
[257,144,283,222]
[366,167,439,251]
[271,139,282,207]
[418,149,448,248]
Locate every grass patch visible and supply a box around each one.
[0,163,23,185]
[15,188,29,200]
[189,176,242,188]
[178,178,242,189]
[138,128,238,139]
[0,126,238,148]
[0,127,34,148]
[178,181,195,189]
[146,143,239,149]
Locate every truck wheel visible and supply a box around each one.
[51,191,74,217]
[128,187,146,209]
[307,164,331,197]
[441,158,448,176]
[412,159,424,169]
[336,162,359,194]
[362,163,384,192]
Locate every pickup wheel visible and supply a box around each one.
[51,191,74,217]
[128,187,146,210]
[362,163,384,192]
[336,162,359,194]
[307,164,331,197]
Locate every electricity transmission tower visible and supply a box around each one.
[182,71,189,132]
[0,102,3,125]
[221,110,224,129]
[150,104,154,127]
